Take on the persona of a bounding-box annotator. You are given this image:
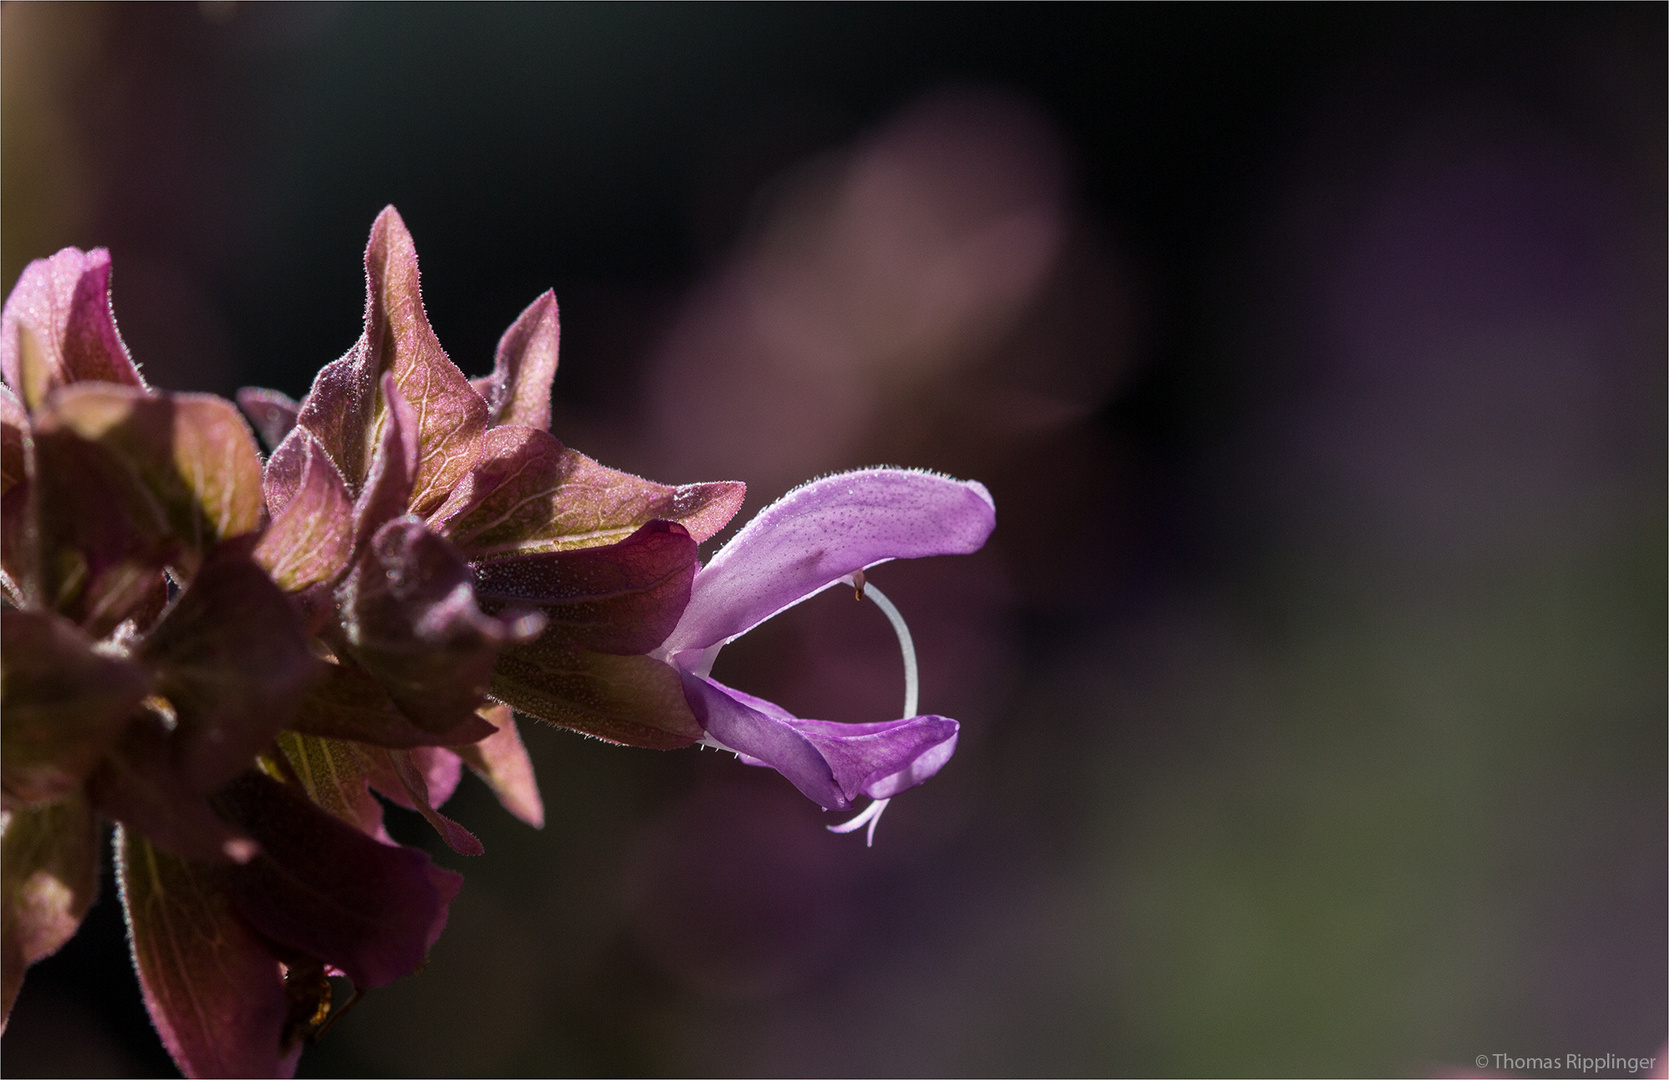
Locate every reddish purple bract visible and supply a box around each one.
[0,207,991,1077]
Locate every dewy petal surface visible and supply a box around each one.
[662,468,995,655]
[0,247,145,410]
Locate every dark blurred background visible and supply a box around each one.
[3,3,1663,1076]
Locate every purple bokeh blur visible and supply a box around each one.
[3,5,1662,1076]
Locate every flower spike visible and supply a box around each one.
[2,207,993,1078]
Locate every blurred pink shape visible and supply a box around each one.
[649,90,1070,493]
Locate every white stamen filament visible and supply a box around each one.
[828,576,914,845]
[826,796,888,844]
[863,582,918,719]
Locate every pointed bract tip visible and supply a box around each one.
[371,204,407,235]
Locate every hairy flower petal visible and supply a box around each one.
[234,387,300,454]
[30,414,174,635]
[293,208,486,512]
[0,484,35,610]
[277,730,475,853]
[284,355,365,493]
[341,518,542,732]
[210,771,460,989]
[284,737,476,851]
[453,704,543,828]
[1,793,99,1028]
[0,609,152,808]
[682,676,959,809]
[349,373,420,555]
[678,671,844,809]
[41,384,265,575]
[431,425,744,558]
[0,385,35,607]
[289,659,496,748]
[260,426,308,520]
[361,209,487,513]
[472,290,560,430]
[380,747,482,856]
[662,468,995,656]
[117,827,297,1080]
[490,644,703,749]
[86,710,259,864]
[0,383,27,499]
[0,247,145,410]
[254,431,354,595]
[140,541,325,794]
[472,519,696,655]
[709,680,959,801]
[273,731,388,840]
[397,746,464,809]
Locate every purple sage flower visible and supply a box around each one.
[653,468,995,842]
